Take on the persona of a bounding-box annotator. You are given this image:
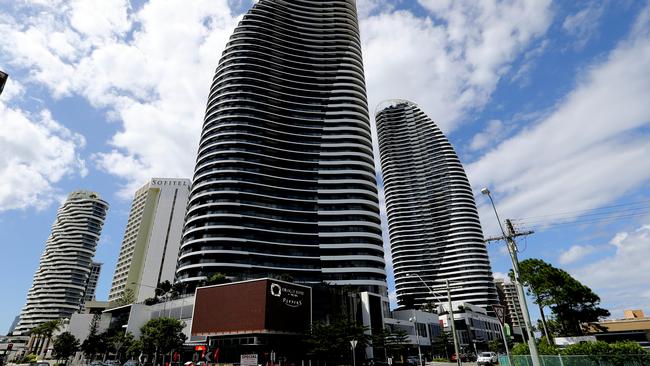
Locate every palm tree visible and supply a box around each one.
[29,324,45,354]
[34,319,63,357]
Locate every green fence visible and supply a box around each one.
[499,354,650,366]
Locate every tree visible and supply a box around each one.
[204,273,231,286]
[32,319,63,356]
[488,339,502,353]
[562,340,650,366]
[306,318,370,364]
[511,342,530,356]
[108,330,135,362]
[126,340,143,360]
[514,258,610,336]
[81,314,107,361]
[81,331,107,360]
[273,273,295,283]
[53,332,80,365]
[372,327,409,359]
[115,288,136,307]
[139,317,187,365]
[432,331,453,358]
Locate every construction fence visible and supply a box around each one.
[498,354,650,366]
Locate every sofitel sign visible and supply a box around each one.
[151,179,190,187]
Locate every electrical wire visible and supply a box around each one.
[513,199,650,221]
[500,199,650,235]
[514,206,650,225]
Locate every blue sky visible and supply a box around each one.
[1,0,650,333]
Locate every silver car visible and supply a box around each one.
[477,352,498,366]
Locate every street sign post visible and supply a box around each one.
[492,304,506,325]
[491,305,511,365]
[350,340,358,366]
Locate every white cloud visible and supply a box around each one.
[468,6,650,234]
[572,225,650,313]
[492,271,508,281]
[563,2,605,50]
[470,119,505,151]
[388,290,398,309]
[0,79,87,211]
[361,0,553,132]
[1,0,554,203]
[0,0,240,197]
[558,244,598,265]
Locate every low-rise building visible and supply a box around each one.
[438,302,504,354]
[386,310,442,360]
[585,309,650,349]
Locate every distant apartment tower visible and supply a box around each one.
[108,178,190,303]
[376,100,499,310]
[175,0,387,295]
[15,191,109,334]
[84,262,102,302]
[495,278,523,328]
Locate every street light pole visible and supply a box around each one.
[446,280,461,366]
[481,188,541,366]
[409,311,423,366]
[405,273,461,366]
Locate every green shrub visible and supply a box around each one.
[511,342,529,355]
[20,354,38,363]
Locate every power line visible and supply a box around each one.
[522,210,650,228]
[515,207,650,226]
[513,199,650,221]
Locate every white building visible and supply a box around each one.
[108,178,191,303]
[14,191,109,335]
[438,302,504,352]
[495,278,524,328]
[387,309,442,348]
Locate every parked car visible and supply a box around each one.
[405,356,420,366]
[89,362,106,366]
[477,352,498,366]
[451,353,469,362]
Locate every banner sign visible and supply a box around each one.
[241,354,258,366]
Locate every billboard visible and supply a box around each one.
[192,278,311,336]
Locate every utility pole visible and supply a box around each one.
[482,188,541,366]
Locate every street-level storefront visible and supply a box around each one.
[191,279,312,365]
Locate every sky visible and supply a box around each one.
[1,0,650,333]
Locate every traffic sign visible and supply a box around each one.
[491,304,506,325]
[350,340,357,349]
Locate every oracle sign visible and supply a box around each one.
[265,280,310,332]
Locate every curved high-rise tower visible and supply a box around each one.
[15,191,109,334]
[376,100,498,310]
[176,0,386,295]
